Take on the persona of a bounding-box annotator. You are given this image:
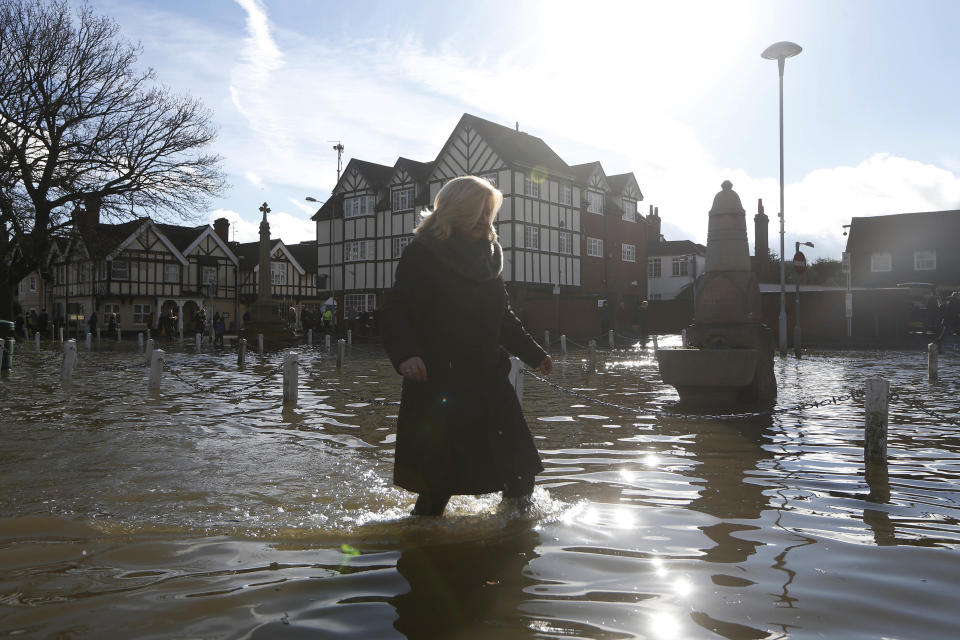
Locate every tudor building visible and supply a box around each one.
[312,113,651,337]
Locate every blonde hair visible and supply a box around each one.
[414,175,502,242]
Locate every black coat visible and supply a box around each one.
[382,238,547,496]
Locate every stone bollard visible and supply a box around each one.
[178,326,183,340]
[195,333,202,351]
[864,377,889,464]
[148,349,165,390]
[307,329,313,346]
[508,356,524,407]
[237,338,247,367]
[146,329,151,341]
[544,330,550,347]
[609,330,614,348]
[59,326,64,342]
[145,338,154,364]
[62,339,77,383]
[348,329,352,346]
[35,332,40,349]
[283,351,299,406]
[336,339,345,369]
[138,332,144,350]
[561,334,567,357]
[86,333,92,350]
[928,343,938,382]
[258,333,264,354]
[325,334,331,351]
[588,339,597,372]
[50,325,55,340]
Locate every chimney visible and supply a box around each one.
[754,198,769,261]
[515,121,519,131]
[645,205,661,246]
[83,195,101,228]
[214,217,230,244]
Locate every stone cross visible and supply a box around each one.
[259,202,271,218]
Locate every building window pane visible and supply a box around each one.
[559,183,573,206]
[482,172,498,188]
[344,293,376,313]
[391,187,414,212]
[559,231,572,255]
[622,199,637,222]
[346,240,373,262]
[914,250,936,271]
[622,243,636,262]
[671,256,689,276]
[523,175,540,198]
[392,235,413,258]
[870,252,892,272]
[133,303,151,325]
[111,261,129,280]
[164,263,179,283]
[648,257,661,278]
[270,261,287,285]
[344,195,374,218]
[524,225,540,250]
[587,191,604,214]
[587,237,603,257]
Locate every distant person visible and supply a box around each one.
[382,175,552,517]
[14,312,25,339]
[213,312,225,347]
[86,310,97,335]
[108,313,117,333]
[38,308,49,335]
[145,311,154,332]
[635,299,649,337]
[195,308,206,337]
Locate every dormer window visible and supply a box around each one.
[344,195,375,218]
[587,191,604,214]
[391,187,414,212]
[622,199,637,222]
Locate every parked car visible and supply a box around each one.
[897,282,939,335]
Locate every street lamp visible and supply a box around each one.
[762,40,802,358]
[792,240,814,358]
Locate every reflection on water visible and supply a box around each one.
[1,339,960,638]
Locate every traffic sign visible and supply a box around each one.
[793,251,807,275]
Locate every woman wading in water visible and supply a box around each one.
[383,175,553,516]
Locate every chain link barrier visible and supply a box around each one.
[161,359,282,401]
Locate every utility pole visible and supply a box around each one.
[329,141,345,331]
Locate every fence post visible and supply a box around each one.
[588,339,597,372]
[50,324,55,341]
[145,338,154,363]
[928,343,938,382]
[35,332,40,349]
[561,334,567,357]
[86,333,92,350]
[237,338,247,367]
[864,377,889,464]
[608,330,614,349]
[148,349,165,390]
[138,332,144,350]
[307,328,313,346]
[336,338,346,368]
[325,334,331,351]
[62,339,77,383]
[195,333,202,351]
[348,329,352,346]
[653,335,659,351]
[116,328,121,342]
[258,333,264,355]
[59,326,64,342]
[283,351,299,406]
[508,356,524,408]
[146,328,151,341]
[544,330,550,347]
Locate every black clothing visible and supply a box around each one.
[382,237,546,497]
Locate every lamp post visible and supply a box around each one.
[792,240,813,358]
[762,40,802,358]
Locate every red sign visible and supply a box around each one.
[793,251,807,275]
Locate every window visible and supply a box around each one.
[345,240,373,262]
[648,257,662,278]
[622,199,637,222]
[201,265,217,285]
[29,276,37,291]
[57,265,64,284]
[870,252,892,272]
[133,303,150,325]
[671,256,689,276]
[559,231,573,255]
[914,250,936,271]
[344,293,376,313]
[587,237,603,257]
[523,175,540,198]
[344,195,375,218]
[622,243,636,262]
[392,235,413,258]
[587,191,604,214]
[391,187,414,212]
[559,183,573,206]
[103,303,120,322]
[482,172,499,188]
[78,264,87,282]
[164,263,180,283]
[270,261,287,285]
[111,261,129,280]
[524,225,540,250]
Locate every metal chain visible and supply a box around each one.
[297,361,400,406]
[894,394,960,427]
[161,359,282,400]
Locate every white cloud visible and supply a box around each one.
[207,208,313,245]
[287,197,317,215]
[244,171,263,188]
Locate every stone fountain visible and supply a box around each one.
[656,181,777,407]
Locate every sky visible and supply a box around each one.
[86,0,960,261]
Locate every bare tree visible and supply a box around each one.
[0,0,225,317]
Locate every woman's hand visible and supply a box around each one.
[398,356,428,381]
[538,355,553,375]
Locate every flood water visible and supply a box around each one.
[1,336,959,639]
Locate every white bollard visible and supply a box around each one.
[864,377,889,464]
[307,328,313,346]
[195,333,201,351]
[588,339,597,372]
[61,339,77,383]
[35,332,40,349]
[337,339,345,368]
[283,351,299,406]
[508,356,524,407]
[59,326,64,342]
[928,343,938,382]
[146,328,151,341]
[145,338,154,363]
[258,333,264,354]
[178,326,183,340]
[237,338,247,367]
[653,335,659,351]
[325,334,331,351]
[347,329,352,346]
[50,325,55,340]
[561,334,567,357]
[86,333,92,350]
[681,328,687,347]
[609,329,614,348]
[148,349,165,390]
[138,332,144,350]
[544,330,550,347]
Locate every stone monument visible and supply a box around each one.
[241,202,292,344]
[656,181,777,407]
